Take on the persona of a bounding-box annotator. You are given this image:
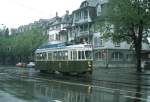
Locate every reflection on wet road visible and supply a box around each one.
[0,67,149,102]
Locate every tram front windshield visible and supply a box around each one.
[85,51,92,59]
[78,50,92,60]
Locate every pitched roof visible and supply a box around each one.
[86,0,100,7]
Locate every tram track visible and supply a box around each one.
[3,67,150,86]
[4,71,150,102]
[1,67,150,99]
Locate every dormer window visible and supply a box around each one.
[96,4,102,16]
[114,42,120,47]
[80,1,89,8]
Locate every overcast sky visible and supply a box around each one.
[0,0,84,28]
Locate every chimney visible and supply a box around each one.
[66,10,69,15]
[56,12,58,17]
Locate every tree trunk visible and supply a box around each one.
[131,20,143,72]
[135,48,142,72]
[136,20,143,72]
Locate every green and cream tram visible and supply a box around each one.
[35,43,93,75]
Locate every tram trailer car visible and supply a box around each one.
[35,43,93,75]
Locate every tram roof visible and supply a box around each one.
[66,44,92,48]
[39,43,66,49]
[36,42,92,53]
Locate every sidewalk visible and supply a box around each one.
[92,67,150,86]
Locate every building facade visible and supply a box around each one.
[48,11,72,43]
[13,0,150,68]
[45,0,150,68]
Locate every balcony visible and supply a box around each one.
[74,18,92,24]
[101,0,108,4]
[77,31,89,37]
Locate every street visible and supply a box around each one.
[0,67,149,102]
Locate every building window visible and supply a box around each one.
[112,52,123,61]
[84,10,88,19]
[94,37,104,47]
[96,4,101,16]
[94,51,105,61]
[126,54,134,61]
[100,39,104,47]
[114,42,120,47]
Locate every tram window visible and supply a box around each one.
[61,51,64,60]
[64,51,68,60]
[73,51,77,60]
[36,53,41,60]
[37,52,46,60]
[60,51,64,60]
[48,52,52,60]
[59,51,63,60]
[56,52,59,60]
[82,51,85,59]
[43,52,47,60]
[57,51,61,60]
[78,51,85,59]
[78,51,82,59]
[53,52,57,60]
[71,51,73,60]
[85,51,92,59]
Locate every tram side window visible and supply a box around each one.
[78,51,81,59]
[53,52,57,61]
[59,51,66,60]
[57,51,61,60]
[36,52,46,60]
[42,52,47,60]
[48,52,52,60]
[36,53,41,60]
[73,51,77,60]
[71,51,73,60]
[52,51,68,61]
[59,51,63,60]
[78,51,85,60]
[64,51,68,60]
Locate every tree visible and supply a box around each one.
[0,24,48,65]
[4,28,9,37]
[11,27,48,63]
[103,0,150,72]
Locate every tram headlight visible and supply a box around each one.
[88,68,91,71]
[88,61,92,70]
[88,61,92,67]
[88,64,92,67]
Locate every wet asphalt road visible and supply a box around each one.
[0,67,150,102]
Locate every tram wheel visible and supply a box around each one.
[48,70,54,74]
[85,71,92,79]
[40,70,47,73]
[62,72,70,76]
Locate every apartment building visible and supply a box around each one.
[71,0,137,68]
[48,11,72,43]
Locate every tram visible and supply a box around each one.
[35,42,93,75]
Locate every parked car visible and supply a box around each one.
[27,62,35,68]
[16,62,26,68]
[16,62,22,67]
[22,63,27,67]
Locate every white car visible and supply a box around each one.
[27,62,35,68]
